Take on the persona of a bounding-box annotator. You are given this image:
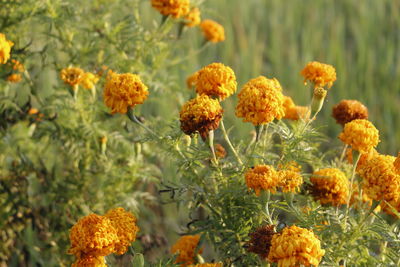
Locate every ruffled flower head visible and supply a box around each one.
[200,20,225,43]
[171,235,202,266]
[394,152,400,174]
[185,8,201,27]
[268,225,325,267]
[72,255,107,267]
[235,76,285,126]
[310,168,349,206]
[277,169,303,193]
[194,63,237,100]
[301,61,337,88]
[105,207,140,255]
[0,33,14,64]
[60,67,85,87]
[338,119,380,153]
[332,99,368,126]
[186,71,199,88]
[244,165,280,195]
[179,95,223,140]
[81,72,100,90]
[103,71,149,114]
[151,0,190,18]
[7,74,22,83]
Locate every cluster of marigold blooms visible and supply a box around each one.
[68,208,139,267]
[151,0,225,43]
[0,33,25,83]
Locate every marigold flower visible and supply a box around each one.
[179,95,223,140]
[338,119,380,153]
[171,235,202,266]
[0,33,14,64]
[81,72,100,90]
[60,67,85,87]
[185,8,201,27]
[357,154,400,205]
[310,168,349,206]
[72,255,107,267]
[394,152,400,174]
[103,71,149,114]
[104,207,140,255]
[28,108,39,115]
[68,214,119,258]
[11,59,24,72]
[151,0,190,18]
[246,224,275,259]
[194,63,237,100]
[277,170,303,193]
[332,100,368,126]
[268,225,324,267]
[283,97,310,120]
[301,61,337,88]
[200,20,225,43]
[186,71,198,88]
[7,73,22,83]
[245,165,280,196]
[235,76,285,126]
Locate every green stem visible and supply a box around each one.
[343,151,361,231]
[220,119,243,165]
[127,108,159,138]
[208,130,218,165]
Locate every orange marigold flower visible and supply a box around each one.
[394,152,400,174]
[357,154,400,205]
[332,100,368,126]
[235,76,285,126]
[310,168,349,206]
[103,71,149,114]
[60,67,85,87]
[68,214,118,258]
[246,224,276,259]
[185,8,201,27]
[277,170,303,193]
[0,33,14,64]
[282,96,310,120]
[301,61,337,88]
[200,19,225,43]
[28,108,39,115]
[7,73,22,83]
[72,255,107,267]
[268,225,325,267]
[186,71,198,88]
[11,59,25,72]
[151,0,190,18]
[338,119,380,153]
[179,95,223,140]
[104,207,140,255]
[194,63,237,100]
[244,165,280,196]
[171,235,202,266]
[81,72,100,90]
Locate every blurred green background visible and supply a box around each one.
[182,0,400,154]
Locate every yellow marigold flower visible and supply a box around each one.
[104,207,140,255]
[310,168,349,206]
[28,108,39,115]
[246,224,275,259]
[7,73,22,83]
[68,214,118,258]
[235,76,285,126]
[179,95,223,140]
[200,19,225,43]
[394,152,400,174]
[245,165,280,196]
[186,71,198,88]
[81,72,100,90]
[60,67,85,87]
[301,61,337,88]
[357,154,400,204]
[185,8,201,27]
[171,235,202,266]
[103,71,149,114]
[277,170,303,193]
[11,59,24,72]
[151,0,190,18]
[72,255,107,267]
[194,63,237,100]
[338,119,380,153]
[332,99,368,126]
[268,225,325,267]
[0,33,14,64]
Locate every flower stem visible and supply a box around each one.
[343,151,361,230]
[208,130,218,165]
[127,108,159,138]
[220,119,243,165]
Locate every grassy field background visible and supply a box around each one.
[181,0,400,155]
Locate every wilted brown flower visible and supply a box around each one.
[332,100,368,126]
